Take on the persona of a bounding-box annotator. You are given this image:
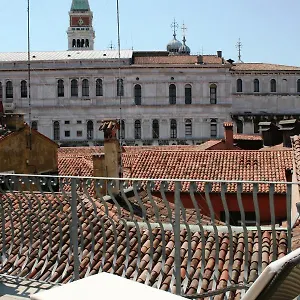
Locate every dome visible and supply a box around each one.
[167,38,182,53]
[179,43,191,55]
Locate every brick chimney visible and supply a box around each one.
[279,119,300,148]
[92,153,107,195]
[99,120,121,195]
[223,121,234,149]
[2,113,26,131]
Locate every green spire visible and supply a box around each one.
[71,0,90,11]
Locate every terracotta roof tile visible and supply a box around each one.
[232,63,300,72]
[0,192,288,298]
[128,150,293,193]
[233,134,262,141]
[133,55,223,65]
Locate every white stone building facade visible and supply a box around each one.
[1,0,300,145]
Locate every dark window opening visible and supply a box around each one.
[65,130,70,137]
[53,121,60,140]
[117,79,124,96]
[71,79,78,97]
[134,120,141,139]
[170,119,177,139]
[236,79,243,93]
[6,81,13,99]
[169,84,176,104]
[96,79,103,96]
[185,84,192,104]
[21,80,27,98]
[57,79,64,97]
[220,211,257,226]
[270,79,276,93]
[210,84,217,104]
[87,120,94,140]
[210,119,217,137]
[236,120,243,134]
[134,84,142,105]
[31,121,38,131]
[82,79,89,97]
[120,120,125,139]
[185,119,192,137]
[254,79,260,93]
[152,119,159,139]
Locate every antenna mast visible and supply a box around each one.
[236,38,243,63]
[116,0,123,176]
[27,0,32,149]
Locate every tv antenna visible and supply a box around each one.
[236,38,243,63]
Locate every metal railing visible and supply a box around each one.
[0,174,294,299]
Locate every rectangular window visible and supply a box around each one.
[185,120,192,137]
[65,130,70,137]
[77,120,82,124]
[77,131,82,137]
[210,123,217,137]
[65,120,70,125]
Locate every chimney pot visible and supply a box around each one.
[217,50,222,58]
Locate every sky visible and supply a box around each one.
[0,0,299,65]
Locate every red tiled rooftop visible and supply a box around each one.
[232,63,300,72]
[233,134,263,141]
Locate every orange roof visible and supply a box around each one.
[133,55,223,65]
[232,63,300,72]
[128,150,293,193]
[233,134,263,141]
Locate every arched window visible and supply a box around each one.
[117,78,124,96]
[77,39,80,48]
[134,120,141,139]
[254,79,260,92]
[169,84,176,104]
[210,84,217,104]
[170,119,177,139]
[96,79,103,96]
[236,79,243,93]
[20,80,27,98]
[134,84,142,105]
[210,119,217,137]
[120,120,125,139]
[71,79,78,97]
[6,81,13,99]
[236,119,243,134]
[297,79,300,93]
[53,121,60,140]
[31,121,38,131]
[87,120,94,140]
[0,82,2,99]
[185,84,192,104]
[85,39,89,47]
[270,79,276,93]
[57,79,64,97]
[185,119,192,137]
[82,79,89,97]
[152,119,159,139]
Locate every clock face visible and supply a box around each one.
[78,18,84,26]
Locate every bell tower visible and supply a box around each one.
[67,0,95,51]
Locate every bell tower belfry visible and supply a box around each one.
[67,0,95,50]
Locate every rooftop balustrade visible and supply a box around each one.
[0,174,295,299]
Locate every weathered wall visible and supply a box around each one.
[0,126,58,174]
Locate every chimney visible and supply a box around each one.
[2,113,26,131]
[223,122,234,149]
[92,153,107,195]
[197,55,203,64]
[217,50,222,58]
[99,120,121,195]
[258,121,282,147]
[279,119,300,148]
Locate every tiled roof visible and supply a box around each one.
[233,134,262,141]
[260,143,291,151]
[0,50,133,63]
[133,55,223,65]
[0,192,288,298]
[128,150,293,193]
[58,156,93,177]
[292,136,300,183]
[232,63,300,72]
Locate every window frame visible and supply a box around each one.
[82,79,89,97]
[57,79,64,97]
[236,79,243,93]
[185,119,192,137]
[270,79,276,93]
[0,82,2,99]
[134,120,141,140]
[134,84,142,105]
[210,119,217,138]
[20,80,27,98]
[170,119,177,139]
[152,119,160,139]
[254,79,260,93]
[297,79,300,93]
[6,81,13,99]
[53,121,60,140]
[117,78,124,97]
[96,79,103,96]
[120,120,125,139]
[185,84,192,104]
[210,84,217,104]
[169,84,176,105]
[71,79,78,97]
[87,120,94,140]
